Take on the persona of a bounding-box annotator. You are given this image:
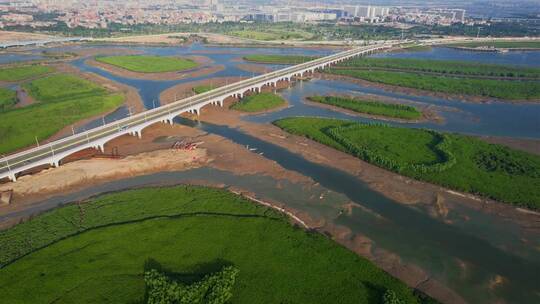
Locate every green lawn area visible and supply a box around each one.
[448,41,540,49]
[95,55,199,73]
[0,87,16,112]
[336,58,540,79]
[230,92,286,112]
[326,69,540,100]
[308,95,422,120]
[0,65,53,82]
[274,117,540,209]
[0,73,124,154]
[192,84,216,94]
[0,186,426,304]
[0,94,124,154]
[243,54,320,64]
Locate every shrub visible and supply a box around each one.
[145,266,239,304]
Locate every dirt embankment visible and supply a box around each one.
[320,73,540,104]
[85,55,224,81]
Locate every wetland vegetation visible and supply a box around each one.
[335,58,540,79]
[0,186,426,304]
[192,84,217,94]
[326,69,540,100]
[0,64,53,82]
[274,117,540,209]
[0,74,124,154]
[326,57,540,100]
[0,87,16,112]
[96,55,198,73]
[230,92,286,112]
[308,95,422,120]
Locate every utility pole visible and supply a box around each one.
[35,136,39,147]
[102,116,106,126]
[71,125,75,135]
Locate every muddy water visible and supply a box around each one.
[244,78,540,139]
[178,119,540,304]
[66,44,540,139]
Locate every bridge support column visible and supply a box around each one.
[51,160,60,168]
[136,130,142,139]
[8,173,16,182]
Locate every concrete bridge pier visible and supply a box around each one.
[52,159,60,168]
[8,173,16,182]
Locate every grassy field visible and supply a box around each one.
[0,94,124,154]
[0,65,53,82]
[23,74,107,103]
[230,92,286,112]
[308,95,422,120]
[0,73,124,154]
[0,87,17,112]
[336,58,540,79]
[192,84,216,94]
[0,186,426,304]
[448,41,540,49]
[274,117,540,209]
[95,55,198,73]
[243,54,320,64]
[327,69,540,100]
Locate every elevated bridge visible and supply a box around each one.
[0,43,393,182]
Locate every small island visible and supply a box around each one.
[231,92,287,112]
[95,55,199,73]
[308,95,422,120]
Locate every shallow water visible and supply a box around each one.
[373,46,540,67]
[65,44,540,139]
[0,52,43,64]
